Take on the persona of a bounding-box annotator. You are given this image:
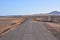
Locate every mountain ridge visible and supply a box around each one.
[49,11,60,14]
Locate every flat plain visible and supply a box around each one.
[0,16,60,40]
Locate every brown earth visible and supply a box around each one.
[32,16,60,23]
[0,16,28,37]
[44,22,60,40]
[32,16,60,40]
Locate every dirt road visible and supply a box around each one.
[0,18,58,40]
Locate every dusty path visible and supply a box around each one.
[0,18,58,40]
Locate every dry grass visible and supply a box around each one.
[32,16,60,40]
[32,16,60,23]
[44,22,60,40]
[32,18,43,21]
[0,16,28,37]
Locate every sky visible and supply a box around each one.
[0,0,60,16]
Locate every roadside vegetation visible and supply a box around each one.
[0,16,28,37]
[32,16,60,40]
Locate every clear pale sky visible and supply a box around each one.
[0,0,60,16]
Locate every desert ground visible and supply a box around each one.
[0,16,28,37]
[0,15,60,40]
[32,16,60,40]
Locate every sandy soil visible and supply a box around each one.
[0,16,28,37]
[44,22,60,40]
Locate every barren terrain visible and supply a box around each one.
[0,16,28,37]
[0,16,60,40]
[32,16,60,40]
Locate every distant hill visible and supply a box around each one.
[49,11,60,14]
[32,11,60,16]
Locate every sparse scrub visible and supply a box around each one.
[32,16,60,40]
[32,16,60,23]
[43,22,60,40]
[0,16,28,37]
